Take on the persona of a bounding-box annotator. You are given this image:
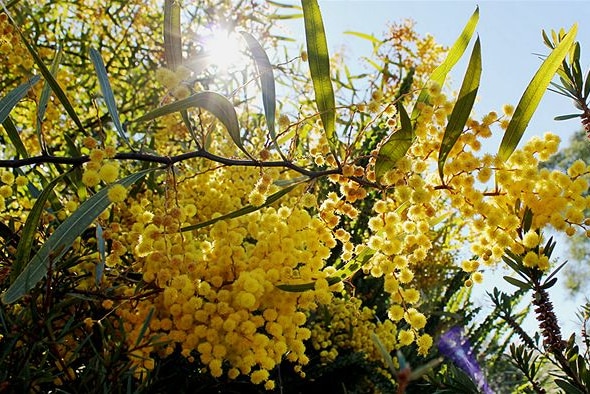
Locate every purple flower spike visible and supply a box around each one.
[438,326,494,394]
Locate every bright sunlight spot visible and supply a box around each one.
[200,28,247,73]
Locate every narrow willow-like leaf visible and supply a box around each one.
[572,43,583,91]
[544,261,568,284]
[267,0,302,9]
[134,92,249,157]
[12,173,67,282]
[0,75,40,124]
[438,37,482,181]
[374,102,412,181]
[498,24,577,162]
[273,176,309,187]
[541,277,558,290]
[583,69,590,100]
[503,276,531,290]
[36,47,62,152]
[371,333,397,375]
[181,184,299,232]
[411,6,479,122]
[89,48,133,149]
[16,28,85,132]
[2,168,156,304]
[2,117,28,159]
[521,207,534,234]
[164,0,182,70]
[95,224,105,287]
[276,247,374,292]
[135,307,155,347]
[301,0,337,151]
[542,30,554,49]
[240,31,283,158]
[344,31,381,45]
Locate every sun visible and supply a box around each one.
[201,28,247,73]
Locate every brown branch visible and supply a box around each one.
[0,149,343,180]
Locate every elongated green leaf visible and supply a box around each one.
[503,276,531,290]
[164,0,182,70]
[374,102,413,181]
[134,92,249,157]
[135,307,155,347]
[411,6,479,122]
[438,37,482,181]
[95,224,105,287]
[2,168,156,304]
[371,333,397,375]
[36,47,62,153]
[554,113,582,121]
[542,30,554,49]
[268,0,302,9]
[89,48,132,149]
[240,32,283,158]
[269,13,304,20]
[12,173,67,282]
[301,0,337,151]
[276,247,374,292]
[498,24,577,162]
[0,75,40,124]
[16,28,85,132]
[2,117,28,159]
[181,183,299,232]
[583,69,590,100]
[344,31,381,45]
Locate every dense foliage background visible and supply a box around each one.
[0,1,589,393]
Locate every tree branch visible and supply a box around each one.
[0,149,344,180]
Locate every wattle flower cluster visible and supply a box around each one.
[309,296,400,367]
[107,147,342,388]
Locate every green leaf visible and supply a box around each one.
[371,333,397,375]
[583,69,590,100]
[498,24,577,162]
[0,75,40,124]
[135,307,155,347]
[134,92,249,158]
[542,30,554,49]
[181,183,300,232]
[240,32,283,158]
[2,117,29,159]
[554,113,582,121]
[164,0,182,70]
[412,6,479,122]
[541,277,558,290]
[438,37,482,181]
[12,173,67,282]
[374,102,413,181]
[36,47,62,153]
[89,48,133,149]
[268,0,302,9]
[554,378,585,394]
[2,168,157,304]
[15,27,85,132]
[344,31,381,45]
[95,224,105,287]
[301,0,337,152]
[521,206,533,234]
[396,67,415,100]
[503,276,531,290]
[269,13,304,20]
[276,247,374,292]
[571,42,583,91]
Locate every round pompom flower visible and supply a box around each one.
[107,184,127,203]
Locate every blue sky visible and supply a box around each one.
[276,1,590,333]
[280,1,590,148]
